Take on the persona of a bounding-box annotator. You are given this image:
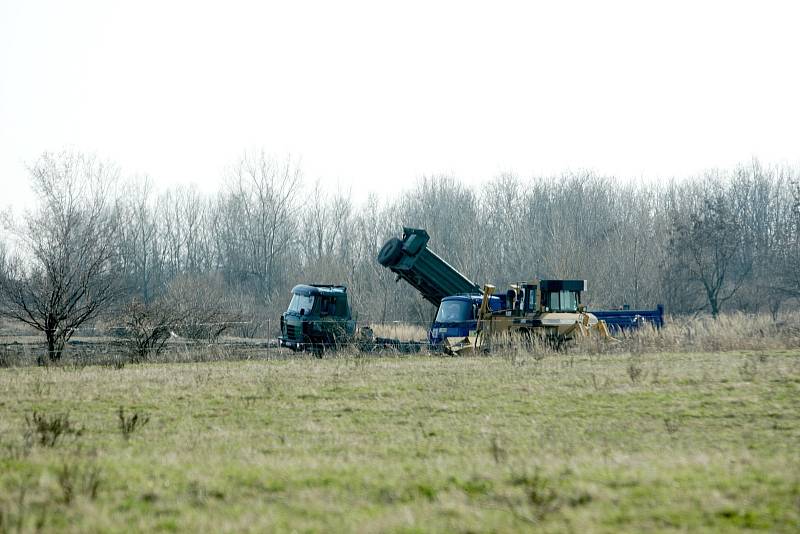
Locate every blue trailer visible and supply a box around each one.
[591,306,664,331]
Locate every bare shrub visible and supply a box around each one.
[120,298,186,363]
[167,275,243,341]
[627,361,645,384]
[585,371,614,391]
[118,407,150,441]
[29,377,52,397]
[117,275,248,362]
[663,417,681,435]
[24,411,82,447]
[489,435,507,464]
[650,361,662,384]
[56,461,102,504]
[739,357,759,382]
[506,467,592,523]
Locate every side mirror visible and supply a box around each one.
[300,308,305,316]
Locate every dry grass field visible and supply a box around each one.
[1,341,799,532]
[369,322,429,343]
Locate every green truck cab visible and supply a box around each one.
[278,284,356,352]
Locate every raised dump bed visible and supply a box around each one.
[377,227,480,307]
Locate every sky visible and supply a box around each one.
[1,0,799,212]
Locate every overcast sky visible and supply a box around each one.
[1,0,799,211]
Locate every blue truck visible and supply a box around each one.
[378,227,663,347]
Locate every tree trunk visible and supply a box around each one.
[707,290,720,318]
[45,333,64,363]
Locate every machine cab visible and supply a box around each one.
[498,279,587,315]
[538,279,586,313]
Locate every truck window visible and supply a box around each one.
[320,297,332,315]
[525,288,537,311]
[334,297,349,317]
[435,300,474,323]
[288,294,315,314]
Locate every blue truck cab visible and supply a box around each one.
[428,294,504,346]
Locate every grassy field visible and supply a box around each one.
[1,349,799,532]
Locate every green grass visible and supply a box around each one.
[1,350,799,532]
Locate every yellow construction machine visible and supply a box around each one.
[443,279,614,355]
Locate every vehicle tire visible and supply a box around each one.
[377,237,403,266]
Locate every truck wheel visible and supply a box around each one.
[377,237,403,266]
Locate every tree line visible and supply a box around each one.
[1,150,798,363]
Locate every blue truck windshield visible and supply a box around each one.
[288,294,315,314]
[435,300,474,323]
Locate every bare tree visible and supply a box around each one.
[0,152,121,364]
[479,173,528,286]
[771,177,800,302]
[400,175,481,284]
[668,180,750,317]
[222,152,302,300]
[117,177,162,304]
[303,180,352,264]
[353,194,399,322]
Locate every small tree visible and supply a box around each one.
[0,152,121,364]
[121,298,186,363]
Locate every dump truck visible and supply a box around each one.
[378,227,663,351]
